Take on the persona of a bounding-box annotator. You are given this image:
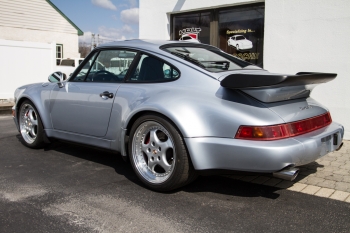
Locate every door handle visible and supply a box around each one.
[100,91,114,100]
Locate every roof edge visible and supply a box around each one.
[46,0,84,36]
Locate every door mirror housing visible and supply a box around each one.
[48,72,66,87]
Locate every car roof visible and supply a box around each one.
[96,39,218,51]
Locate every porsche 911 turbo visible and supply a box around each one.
[13,40,344,191]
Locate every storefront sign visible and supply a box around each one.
[179,28,201,40]
[179,28,201,36]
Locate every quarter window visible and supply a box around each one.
[128,54,179,82]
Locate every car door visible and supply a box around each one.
[50,49,137,137]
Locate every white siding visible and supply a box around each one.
[0,39,56,99]
[0,27,80,59]
[0,0,81,76]
[0,0,77,35]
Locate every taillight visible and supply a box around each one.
[235,112,332,140]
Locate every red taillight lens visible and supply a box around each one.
[287,112,332,137]
[235,112,332,140]
[236,125,288,140]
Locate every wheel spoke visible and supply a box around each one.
[149,129,161,144]
[141,142,150,155]
[158,138,173,151]
[158,157,172,173]
[28,109,38,126]
[30,126,36,137]
[148,159,157,172]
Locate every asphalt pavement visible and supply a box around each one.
[0,115,349,233]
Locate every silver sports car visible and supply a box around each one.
[12,40,344,191]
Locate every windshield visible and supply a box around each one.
[60,59,75,66]
[163,46,250,72]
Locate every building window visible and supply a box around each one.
[219,4,264,67]
[172,12,211,44]
[56,44,63,65]
[170,3,265,67]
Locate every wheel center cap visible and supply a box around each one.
[152,150,158,154]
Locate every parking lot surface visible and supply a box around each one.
[1,116,350,232]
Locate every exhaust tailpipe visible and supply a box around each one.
[273,167,299,181]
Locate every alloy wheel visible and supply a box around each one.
[131,121,176,184]
[19,103,39,144]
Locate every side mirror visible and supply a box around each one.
[48,72,66,87]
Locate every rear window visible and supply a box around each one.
[163,46,250,72]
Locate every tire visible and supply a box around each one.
[128,114,197,191]
[18,100,45,149]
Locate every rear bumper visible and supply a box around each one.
[185,122,344,173]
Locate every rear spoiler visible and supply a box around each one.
[220,72,337,89]
[220,72,337,103]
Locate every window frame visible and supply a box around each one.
[124,52,181,83]
[56,44,63,65]
[160,43,253,72]
[68,50,100,82]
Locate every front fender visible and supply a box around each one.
[15,83,55,130]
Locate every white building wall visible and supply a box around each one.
[0,0,80,59]
[0,26,80,59]
[264,0,350,139]
[0,39,56,99]
[139,0,350,139]
[0,0,77,34]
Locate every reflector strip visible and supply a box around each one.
[235,112,332,140]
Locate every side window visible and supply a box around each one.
[128,54,179,82]
[86,50,137,83]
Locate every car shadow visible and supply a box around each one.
[292,162,324,184]
[16,134,282,199]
